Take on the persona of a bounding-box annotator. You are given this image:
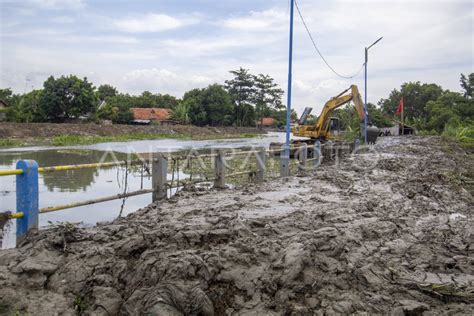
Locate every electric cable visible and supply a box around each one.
[294,0,365,79]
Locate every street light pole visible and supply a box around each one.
[281,0,294,177]
[363,36,383,144]
[364,48,368,144]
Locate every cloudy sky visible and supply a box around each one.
[0,0,472,114]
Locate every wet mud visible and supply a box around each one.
[0,136,472,315]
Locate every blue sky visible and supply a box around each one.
[0,0,472,114]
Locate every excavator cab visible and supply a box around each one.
[328,117,341,137]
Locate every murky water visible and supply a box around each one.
[0,132,289,248]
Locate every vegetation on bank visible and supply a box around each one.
[0,70,472,147]
[0,68,291,127]
[0,132,261,148]
[329,73,474,145]
[418,123,474,150]
[0,139,23,148]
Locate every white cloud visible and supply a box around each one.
[27,0,84,10]
[114,13,196,33]
[0,0,471,117]
[49,16,75,24]
[121,68,214,96]
[123,68,179,82]
[222,9,287,31]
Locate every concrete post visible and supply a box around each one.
[327,140,334,161]
[214,150,226,189]
[280,145,290,177]
[152,155,168,201]
[354,139,360,153]
[299,143,307,170]
[313,141,321,168]
[334,143,340,166]
[256,147,266,182]
[16,160,39,245]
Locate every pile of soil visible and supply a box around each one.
[0,122,264,139]
[0,136,472,315]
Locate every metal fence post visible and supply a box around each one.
[214,150,226,188]
[152,155,168,201]
[256,147,266,182]
[299,143,307,170]
[16,160,39,245]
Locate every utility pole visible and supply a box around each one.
[281,0,294,177]
[363,37,383,143]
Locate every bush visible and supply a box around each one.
[442,123,474,144]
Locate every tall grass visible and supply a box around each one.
[441,123,474,149]
[0,139,22,148]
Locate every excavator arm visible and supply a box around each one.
[270,85,377,155]
[293,85,366,140]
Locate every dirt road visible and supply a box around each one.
[0,136,472,315]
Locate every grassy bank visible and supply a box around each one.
[419,123,474,151]
[0,139,23,148]
[0,132,261,148]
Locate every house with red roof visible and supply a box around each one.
[256,117,276,128]
[130,108,174,124]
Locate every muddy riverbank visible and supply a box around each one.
[0,136,472,314]
[0,122,267,147]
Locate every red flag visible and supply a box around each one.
[395,97,404,115]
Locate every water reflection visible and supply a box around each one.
[0,133,291,248]
[0,149,130,192]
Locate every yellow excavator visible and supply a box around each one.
[271,85,378,152]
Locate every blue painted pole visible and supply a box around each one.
[281,0,294,177]
[364,48,368,144]
[16,160,39,244]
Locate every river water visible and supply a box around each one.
[0,132,288,248]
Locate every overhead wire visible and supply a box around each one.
[294,0,365,79]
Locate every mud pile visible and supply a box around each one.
[0,136,472,315]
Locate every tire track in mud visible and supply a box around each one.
[0,136,472,315]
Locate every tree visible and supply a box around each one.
[183,88,206,126]
[0,88,22,121]
[97,102,133,124]
[171,102,190,124]
[425,91,473,132]
[377,74,474,133]
[378,81,444,128]
[97,84,118,101]
[271,108,297,127]
[7,90,43,122]
[253,74,284,120]
[134,91,179,109]
[425,99,456,133]
[39,75,97,122]
[225,68,256,126]
[184,84,233,126]
[0,88,14,103]
[460,73,474,99]
[367,103,392,128]
[204,84,234,126]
